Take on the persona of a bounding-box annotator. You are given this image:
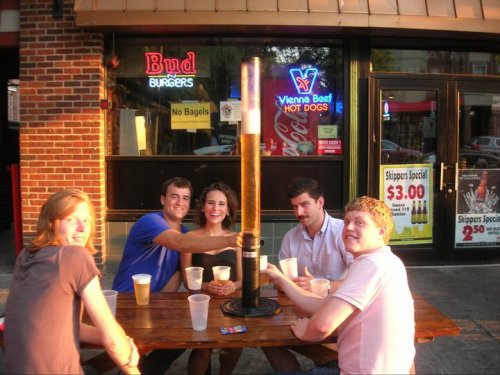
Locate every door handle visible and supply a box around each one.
[440,162,458,192]
[439,162,447,191]
[454,162,459,192]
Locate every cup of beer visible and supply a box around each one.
[102,289,118,316]
[185,266,204,292]
[310,278,330,298]
[259,255,268,272]
[212,266,231,285]
[131,273,151,305]
[279,257,298,279]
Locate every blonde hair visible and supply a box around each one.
[28,189,96,254]
[344,196,394,244]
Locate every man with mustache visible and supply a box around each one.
[263,176,352,371]
[279,176,352,288]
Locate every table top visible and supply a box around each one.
[113,289,460,353]
[115,289,311,352]
[413,293,461,343]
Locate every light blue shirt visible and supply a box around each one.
[279,211,353,280]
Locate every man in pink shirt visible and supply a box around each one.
[265,196,415,374]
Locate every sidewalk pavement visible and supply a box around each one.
[0,229,499,375]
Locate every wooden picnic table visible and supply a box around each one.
[0,288,459,353]
[111,289,460,353]
[413,292,460,343]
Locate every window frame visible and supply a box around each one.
[105,36,349,218]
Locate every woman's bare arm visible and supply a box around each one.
[81,276,140,374]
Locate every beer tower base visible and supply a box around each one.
[221,297,281,317]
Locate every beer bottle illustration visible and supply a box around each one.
[417,201,422,224]
[411,201,417,224]
[422,200,428,224]
[475,171,488,202]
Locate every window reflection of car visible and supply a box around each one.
[193,145,233,155]
[381,139,422,164]
[419,150,500,168]
[193,143,284,156]
[468,136,500,154]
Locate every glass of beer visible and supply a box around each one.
[212,266,231,285]
[279,257,298,279]
[131,274,151,305]
[310,278,330,298]
[185,266,204,293]
[259,255,268,271]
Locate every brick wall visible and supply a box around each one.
[18,0,107,268]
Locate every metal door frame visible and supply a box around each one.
[369,73,500,263]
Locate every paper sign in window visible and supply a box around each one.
[171,102,211,130]
[220,101,242,122]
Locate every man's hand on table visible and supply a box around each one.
[291,266,314,291]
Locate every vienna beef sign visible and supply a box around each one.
[263,66,340,156]
[279,68,333,113]
[145,51,196,88]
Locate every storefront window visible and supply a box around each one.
[107,39,344,157]
[371,49,500,76]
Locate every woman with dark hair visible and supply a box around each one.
[4,189,140,374]
[181,182,242,375]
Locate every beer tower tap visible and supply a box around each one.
[221,57,280,317]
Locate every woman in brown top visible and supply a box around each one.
[4,189,140,374]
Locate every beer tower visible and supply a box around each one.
[221,57,280,317]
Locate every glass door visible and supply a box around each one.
[370,76,500,262]
[370,77,445,261]
[381,88,437,242]
[453,82,500,255]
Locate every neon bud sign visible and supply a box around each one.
[145,51,196,88]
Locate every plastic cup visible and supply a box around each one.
[102,289,118,316]
[212,266,231,284]
[279,257,298,279]
[188,294,210,330]
[132,273,151,305]
[260,255,268,272]
[185,266,204,292]
[310,278,330,298]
